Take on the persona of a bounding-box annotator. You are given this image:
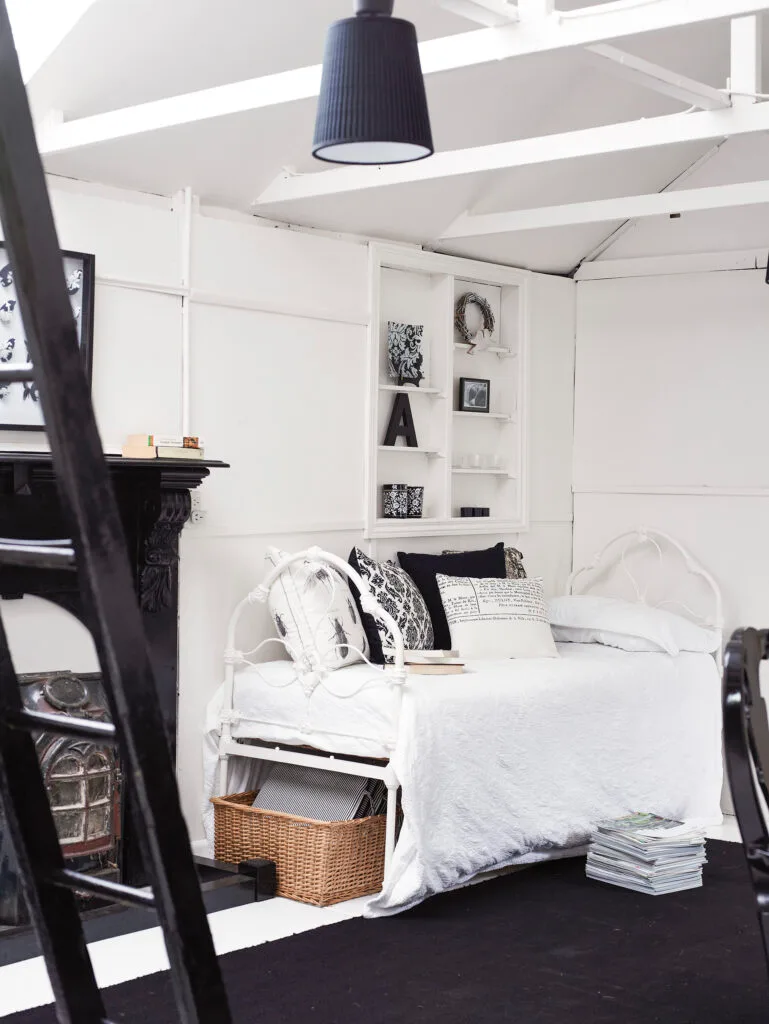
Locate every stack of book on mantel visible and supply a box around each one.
[586,812,707,895]
[384,649,465,675]
[121,434,204,461]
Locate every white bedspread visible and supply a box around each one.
[202,644,723,916]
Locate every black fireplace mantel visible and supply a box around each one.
[0,452,229,923]
[0,452,229,748]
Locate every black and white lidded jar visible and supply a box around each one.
[382,484,408,518]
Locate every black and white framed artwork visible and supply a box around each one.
[0,246,95,431]
[458,376,490,413]
[387,321,424,387]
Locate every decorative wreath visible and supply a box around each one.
[454,292,496,352]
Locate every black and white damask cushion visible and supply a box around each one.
[349,547,434,664]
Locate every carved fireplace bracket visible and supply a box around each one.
[140,489,192,613]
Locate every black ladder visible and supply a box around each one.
[0,5,231,1023]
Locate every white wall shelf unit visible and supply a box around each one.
[365,243,529,539]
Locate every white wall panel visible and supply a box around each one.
[50,180,181,286]
[192,214,368,324]
[91,285,182,447]
[188,304,366,537]
[575,270,769,490]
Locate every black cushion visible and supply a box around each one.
[397,542,507,650]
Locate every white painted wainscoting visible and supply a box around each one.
[573,268,769,636]
[0,177,577,842]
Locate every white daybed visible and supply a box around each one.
[203,528,724,916]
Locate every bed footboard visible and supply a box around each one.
[215,546,406,874]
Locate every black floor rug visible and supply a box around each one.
[7,841,768,1024]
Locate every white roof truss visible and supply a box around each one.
[255,101,769,205]
[440,179,769,237]
[573,141,726,267]
[729,15,763,103]
[582,44,731,111]
[37,0,769,156]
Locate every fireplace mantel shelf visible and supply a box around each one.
[0,453,229,491]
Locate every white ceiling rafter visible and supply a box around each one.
[582,45,731,110]
[572,141,726,268]
[36,0,769,156]
[440,179,769,237]
[255,102,769,205]
[730,15,762,103]
[574,248,768,280]
[574,13,757,270]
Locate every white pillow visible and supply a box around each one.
[436,575,558,660]
[548,595,720,656]
[266,547,368,671]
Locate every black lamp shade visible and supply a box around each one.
[313,15,434,165]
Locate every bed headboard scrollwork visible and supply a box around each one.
[568,527,723,640]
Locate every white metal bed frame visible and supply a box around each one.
[218,546,407,872]
[215,529,724,877]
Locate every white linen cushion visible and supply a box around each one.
[266,547,368,670]
[548,595,720,656]
[436,574,558,659]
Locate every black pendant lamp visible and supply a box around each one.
[313,0,434,165]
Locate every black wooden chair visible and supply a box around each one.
[723,627,769,974]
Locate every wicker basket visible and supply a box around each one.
[211,791,386,907]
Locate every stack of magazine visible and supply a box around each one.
[586,812,707,895]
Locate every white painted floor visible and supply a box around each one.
[0,816,744,1019]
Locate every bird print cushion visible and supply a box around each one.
[265,547,368,673]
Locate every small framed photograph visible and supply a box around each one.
[0,245,95,431]
[458,376,490,413]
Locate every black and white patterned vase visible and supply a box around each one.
[382,484,408,519]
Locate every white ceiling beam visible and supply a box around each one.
[430,0,518,27]
[583,44,731,110]
[574,140,726,266]
[37,0,769,155]
[729,15,763,103]
[255,101,769,205]
[574,248,767,280]
[440,179,769,237]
